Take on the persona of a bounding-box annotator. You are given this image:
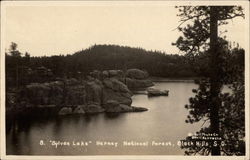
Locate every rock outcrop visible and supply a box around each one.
[24,81,64,105]
[125,78,153,89]
[131,106,148,112]
[58,107,72,115]
[73,106,85,114]
[90,70,124,80]
[126,68,149,80]
[89,69,154,90]
[85,79,103,105]
[147,88,169,97]
[19,69,150,116]
[103,78,132,105]
[85,104,105,113]
[104,100,147,113]
[125,69,154,89]
[64,79,86,105]
[22,78,86,106]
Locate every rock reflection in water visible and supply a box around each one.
[7,82,205,155]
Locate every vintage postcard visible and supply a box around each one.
[0,1,249,160]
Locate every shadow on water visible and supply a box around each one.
[104,113,122,119]
[6,82,206,155]
[6,112,125,135]
[7,116,35,155]
[147,96,169,99]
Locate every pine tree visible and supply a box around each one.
[173,6,245,155]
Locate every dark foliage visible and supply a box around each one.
[174,6,245,155]
[6,44,199,88]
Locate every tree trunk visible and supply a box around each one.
[16,65,19,89]
[209,6,221,155]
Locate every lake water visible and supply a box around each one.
[6,82,209,155]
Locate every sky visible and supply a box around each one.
[3,3,247,56]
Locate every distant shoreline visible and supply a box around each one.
[149,77,198,83]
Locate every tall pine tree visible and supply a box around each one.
[173,6,244,155]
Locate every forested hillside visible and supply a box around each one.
[6,43,244,88]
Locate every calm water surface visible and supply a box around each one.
[7,82,210,155]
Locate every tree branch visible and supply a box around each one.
[201,118,209,127]
[219,13,245,21]
[173,13,207,31]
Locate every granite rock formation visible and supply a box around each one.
[125,69,154,89]
[18,69,150,116]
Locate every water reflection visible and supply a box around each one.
[7,82,205,155]
[105,113,122,119]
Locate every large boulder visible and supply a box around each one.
[22,79,87,107]
[147,88,169,97]
[124,69,153,90]
[65,78,79,85]
[73,105,85,114]
[25,82,64,105]
[104,100,120,112]
[47,81,64,105]
[102,71,109,78]
[104,100,147,113]
[118,104,134,112]
[126,69,149,80]
[125,78,153,89]
[90,70,102,79]
[85,79,103,105]
[103,88,132,106]
[58,107,72,115]
[131,106,148,112]
[108,70,123,78]
[25,83,50,105]
[90,70,124,80]
[85,104,105,113]
[65,85,86,105]
[102,78,132,105]
[104,100,132,113]
[103,78,130,93]
[18,69,151,116]
[84,76,133,109]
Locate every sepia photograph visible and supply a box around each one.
[0,1,249,159]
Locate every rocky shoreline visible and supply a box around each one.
[6,69,153,118]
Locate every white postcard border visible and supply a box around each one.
[1,1,249,160]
